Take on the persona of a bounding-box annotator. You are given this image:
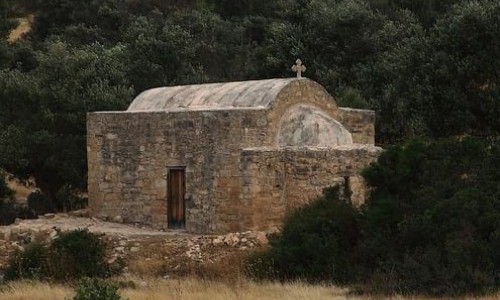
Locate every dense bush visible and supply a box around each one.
[4,242,48,281]
[0,199,19,225]
[27,190,55,216]
[49,229,110,281]
[55,185,88,212]
[360,137,500,295]
[0,200,36,225]
[0,172,12,199]
[3,229,110,281]
[249,137,500,296]
[0,174,36,225]
[73,278,124,300]
[247,186,362,283]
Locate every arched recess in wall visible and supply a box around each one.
[277,105,353,147]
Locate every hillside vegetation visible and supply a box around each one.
[1,0,499,208]
[250,137,500,295]
[0,0,499,297]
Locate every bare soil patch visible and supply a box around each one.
[7,15,34,43]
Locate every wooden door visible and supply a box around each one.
[168,168,186,229]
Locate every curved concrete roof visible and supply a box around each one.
[127,78,301,111]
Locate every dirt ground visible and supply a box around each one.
[7,15,34,43]
[0,213,268,278]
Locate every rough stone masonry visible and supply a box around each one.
[87,77,382,233]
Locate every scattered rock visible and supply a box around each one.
[49,230,59,240]
[108,257,117,264]
[2,230,10,242]
[98,215,109,221]
[68,209,89,217]
[130,246,140,253]
[12,242,24,252]
[212,236,224,246]
[255,232,268,245]
[44,213,56,219]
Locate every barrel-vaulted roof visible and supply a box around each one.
[127,78,301,112]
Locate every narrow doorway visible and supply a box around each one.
[168,168,186,229]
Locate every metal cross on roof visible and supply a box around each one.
[291,59,306,78]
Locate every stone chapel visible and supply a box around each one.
[87,75,382,233]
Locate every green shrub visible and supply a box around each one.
[49,229,110,281]
[27,191,55,216]
[250,137,500,296]
[246,250,279,281]
[248,186,362,284]
[4,242,48,281]
[0,172,13,199]
[0,198,37,225]
[0,173,16,225]
[56,185,88,212]
[0,199,37,225]
[3,229,111,282]
[73,278,124,300]
[0,172,37,224]
[0,198,19,225]
[359,137,500,295]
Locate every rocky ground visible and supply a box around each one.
[0,212,270,277]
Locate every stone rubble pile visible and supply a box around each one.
[108,231,269,265]
[184,231,269,261]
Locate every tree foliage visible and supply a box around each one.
[250,138,500,296]
[0,172,13,199]
[0,0,499,295]
[0,41,132,208]
[0,0,498,209]
[360,137,500,295]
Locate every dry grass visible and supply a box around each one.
[7,15,34,43]
[6,181,31,203]
[0,281,72,300]
[0,278,498,300]
[122,278,351,300]
[128,257,166,277]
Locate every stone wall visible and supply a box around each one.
[88,109,272,233]
[337,108,376,144]
[87,79,379,233]
[236,145,382,232]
